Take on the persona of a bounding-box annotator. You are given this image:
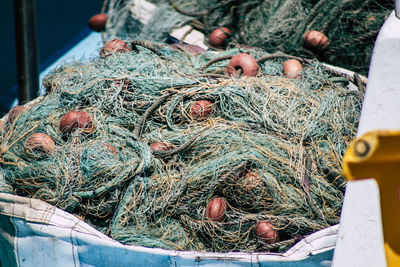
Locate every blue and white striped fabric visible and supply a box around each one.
[0,193,336,267]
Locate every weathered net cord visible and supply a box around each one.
[179,161,249,204]
[189,19,205,32]
[130,40,166,57]
[302,153,325,222]
[326,29,380,56]
[256,54,313,65]
[199,55,234,71]
[168,0,207,16]
[152,128,208,157]
[134,93,172,138]
[261,237,298,250]
[101,0,109,13]
[323,66,365,86]
[354,73,366,92]
[179,28,194,44]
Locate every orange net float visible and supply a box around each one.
[88,14,107,32]
[59,110,95,136]
[190,100,213,119]
[243,171,262,191]
[113,78,131,89]
[208,27,231,48]
[206,197,227,222]
[254,221,279,244]
[227,53,259,77]
[283,59,303,79]
[25,133,56,154]
[303,30,330,54]
[150,142,171,152]
[6,106,26,125]
[100,39,132,57]
[102,143,118,155]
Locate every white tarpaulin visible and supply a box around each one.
[0,193,336,267]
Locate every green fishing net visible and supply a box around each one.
[106,0,393,75]
[0,42,363,252]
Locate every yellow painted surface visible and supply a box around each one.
[343,130,400,267]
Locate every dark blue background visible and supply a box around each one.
[1,0,104,115]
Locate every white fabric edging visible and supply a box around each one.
[0,193,337,266]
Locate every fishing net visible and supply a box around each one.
[0,41,363,252]
[105,0,393,75]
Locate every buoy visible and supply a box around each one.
[6,106,26,125]
[88,14,107,32]
[209,27,231,48]
[100,39,132,57]
[102,143,118,155]
[25,133,55,154]
[254,221,279,244]
[283,59,302,79]
[113,78,130,88]
[227,53,259,77]
[303,30,329,53]
[243,171,262,191]
[150,142,171,152]
[59,110,95,135]
[190,100,213,119]
[206,197,227,222]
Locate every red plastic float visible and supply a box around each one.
[208,27,231,48]
[190,100,213,119]
[25,133,56,154]
[243,171,262,191]
[227,53,259,77]
[206,197,227,222]
[283,59,303,79]
[88,14,107,32]
[59,110,95,135]
[6,106,26,125]
[100,39,132,57]
[303,30,329,53]
[254,221,279,244]
[102,143,118,155]
[150,142,171,152]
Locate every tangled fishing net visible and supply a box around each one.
[105,0,393,75]
[0,41,363,252]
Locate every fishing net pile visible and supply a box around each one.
[105,0,393,75]
[0,42,363,252]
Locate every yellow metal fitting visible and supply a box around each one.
[343,130,400,267]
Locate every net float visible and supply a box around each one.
[100,39,132,57]
[113,78,131,89]
[254,221,279,244]
[25,133,56,154]
[6,106,26,125]
[283,59,302,79]
[227,53,259,77]
[190,100,213,119]
[150,142,171,152]
[169,43,206,55]
[206,197,227,222]
[243,171,262,191]
[102,143,118,155]
[303,30,329,53]
[88,13,107,32]
[59,110,95,135]
[208,27,231,48]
